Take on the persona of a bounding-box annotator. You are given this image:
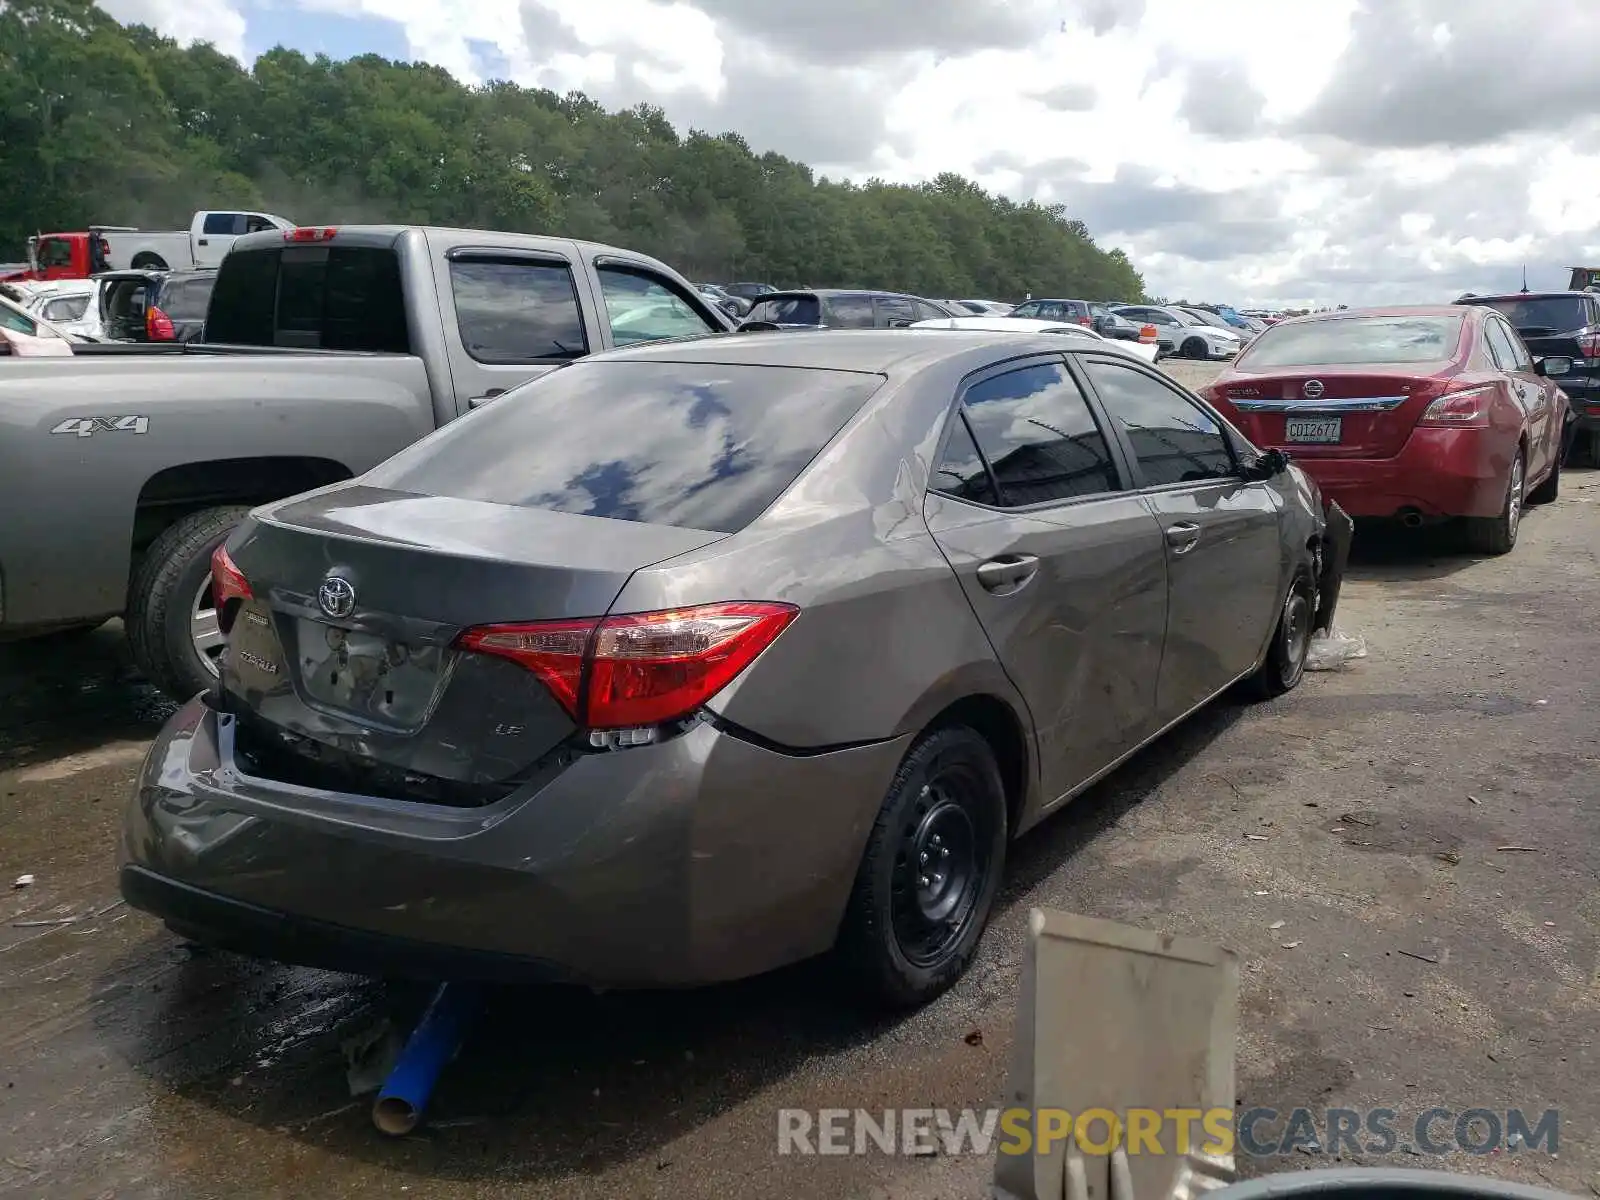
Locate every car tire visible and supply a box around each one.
[1244,572,1314,701]
[1181,337,1207,360]
[837,725,1008,1010]
[126,505,252,701]
[1527,451,1560,505]
[1464,448,1524,555]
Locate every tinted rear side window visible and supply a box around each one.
[365,361,883,533]
[746,295,820,325]
[1473,296,1589,334]
[450,259,588,362]
[205,246,410,352]
[1240,315,1464,367]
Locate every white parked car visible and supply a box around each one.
[0,291,83,344]
[950,299,1015,316]
[1111,304,1241,361]
[19,279,103,340]
[909,315,1160,363]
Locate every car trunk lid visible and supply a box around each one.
[218,484,726,806]
[1212,368,1449,459]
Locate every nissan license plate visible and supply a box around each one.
[1285,417,1341,444]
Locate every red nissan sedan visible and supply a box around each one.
[1199,306,1569,554]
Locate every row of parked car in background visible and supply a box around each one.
[695,283,1280,361]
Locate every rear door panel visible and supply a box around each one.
[1077,354,1285,720]
[924,492,1167,806]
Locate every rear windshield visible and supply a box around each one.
[204,245,410,351]
[746,295,820,325]
[1238,315,1464,367]
[364,360,884,533]
[1471,296,1589,335]
[102,279,148,322]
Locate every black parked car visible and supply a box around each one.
[1455,290,1598,462]
[1008,297,1143,342]
[740,289,961,331]
[722,282,779,302]
[98,268,217,343]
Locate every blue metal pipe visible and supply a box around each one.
[372,982,479,1136]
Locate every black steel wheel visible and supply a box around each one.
[1244,572,1314,700]
[838,725,1007,1009]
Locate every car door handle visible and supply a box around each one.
[197,238,209,246]
[1165,522,1202,554]
[467,388,506,409]
[976,555,1039,592]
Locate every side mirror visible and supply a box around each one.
[1239,446,1290,481]
[1535,356,1570,377]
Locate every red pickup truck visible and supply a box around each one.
[1,209,293,282]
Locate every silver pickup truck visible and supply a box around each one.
[0,224,735,699]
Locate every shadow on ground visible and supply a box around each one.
[0,621,175,771]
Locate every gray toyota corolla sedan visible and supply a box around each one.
[122,329,1345,1008]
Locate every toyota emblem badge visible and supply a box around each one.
[318,575,356,619]
[1302,379,1325,399]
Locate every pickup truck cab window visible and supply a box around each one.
[450,258,588,364]
[597,266,720,346]
[206,245,410,352]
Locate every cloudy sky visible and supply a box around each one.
[100,0,1600,307]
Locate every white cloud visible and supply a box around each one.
[100,0,247,60]
[125,0,1600,306]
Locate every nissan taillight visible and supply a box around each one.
[1578,330,1600,358]
[1419,384,1495,428]
[456,601,799,731]
[145,304,176,341]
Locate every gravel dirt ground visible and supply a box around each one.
[3,359,1597,1200]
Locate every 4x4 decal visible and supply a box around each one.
[49,415,150,437]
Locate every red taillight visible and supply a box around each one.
[210,543,252,609]
[1076,317,1092,327]
[1418,384,1494,428]
[457,601,799,730]
[1577,330,1600,357]
[145,304,176,341]
[284,227,337,242]
[456,618,598,718]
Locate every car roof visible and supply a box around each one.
[591,328,1097,376]
[1281,305,1471,322]
[754,289,929,300]
[912,316,1102,336]
[1463,291,1591,302]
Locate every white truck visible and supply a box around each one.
[95,210,296,272]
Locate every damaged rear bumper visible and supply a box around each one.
[120,698,909,987]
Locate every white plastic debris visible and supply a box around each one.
[1306,626,1368,671]
[12,874,34,889]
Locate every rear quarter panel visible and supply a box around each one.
[0,354,435,628]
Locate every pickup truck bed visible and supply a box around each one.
[0,225,734,699]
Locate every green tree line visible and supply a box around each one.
[0,0,1147,301]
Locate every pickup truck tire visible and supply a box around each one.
[126,505,251,700]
